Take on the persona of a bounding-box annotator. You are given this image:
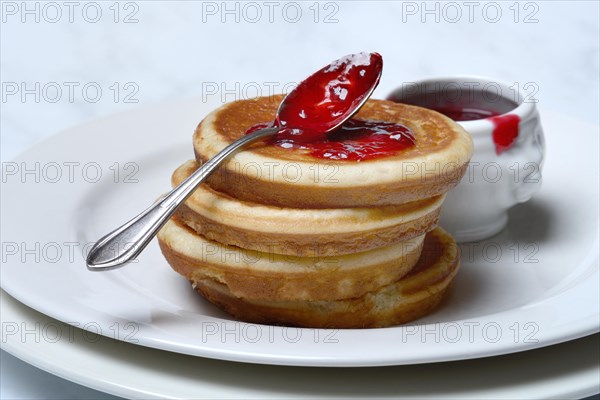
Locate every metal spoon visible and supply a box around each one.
[86,52,383,270]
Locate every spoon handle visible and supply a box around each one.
[86,126,279,271]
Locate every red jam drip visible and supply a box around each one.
[489,114,520,155]
[246,119,415,161]
[276,52,383,142]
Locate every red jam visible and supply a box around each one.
[246,119,415,161]
[388,90,521,155]
[428,106,521,154]
[245,52,416,161]
[429,106,501,121]
[276,52,383,142]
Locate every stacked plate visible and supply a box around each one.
[1,98,598,398]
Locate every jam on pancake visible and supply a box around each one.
[246,119,416,161]
[244,52,418,161]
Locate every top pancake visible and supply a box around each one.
[194,95,473,208]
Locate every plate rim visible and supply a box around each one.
[2,290,599,399]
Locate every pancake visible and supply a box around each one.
[194,227,459,328]
[193,95,473,208]
[157,218,425,301]
[173,160,444,257]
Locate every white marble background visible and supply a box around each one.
[1,1,599,398]
[2,0,599,161]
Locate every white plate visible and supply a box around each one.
[1,290,599,399]
[1,98,599,367]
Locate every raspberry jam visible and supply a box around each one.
[388,87,521,154]
[245,52,416,161]
[428,106,521,155]
[428,106,501,121]
[246,119,415,161]
[276,52,383,142]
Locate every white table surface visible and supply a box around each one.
[1,1,599,398]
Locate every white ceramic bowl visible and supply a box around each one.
[388,76,545,242]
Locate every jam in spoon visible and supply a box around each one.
[86,52,383,270]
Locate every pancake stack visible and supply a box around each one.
[158,95,473,328]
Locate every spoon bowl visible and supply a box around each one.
[276,52,382,139]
